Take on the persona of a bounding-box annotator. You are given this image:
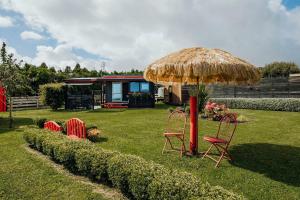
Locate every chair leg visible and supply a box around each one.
[162,137,168,154]
[224,149,233,161]
[166,137,174,150]
[202,144,214,159]
[215,151,225,168]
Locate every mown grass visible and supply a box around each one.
[0,118,107,200]
[0,104,300,200]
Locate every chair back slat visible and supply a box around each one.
[44,121,63,132]
[66,118,86,138]
[216,113,237,143]
[166,110,187,134]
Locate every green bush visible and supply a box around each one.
[107,154,159,198]
[128,159,164,200]
[55,120,66,134]
[34,118,47,128]
[261,62,300,78]
[75,147,98,176]
[23,128,243,200]
[53,139,91,172]
[198,84,210,113]
[211,98,300,112]
[90,149,117,182]
[39,83,65,110]
[148,169,209,200]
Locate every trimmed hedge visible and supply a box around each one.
[34,118,47,128]
[23,128,243,200]
[211,98,300,112]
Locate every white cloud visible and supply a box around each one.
[31,44,102,69]
[1,0,300,71]
[20,31,44,40]
[0,15,13,27]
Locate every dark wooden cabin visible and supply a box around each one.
[64,75,155,109]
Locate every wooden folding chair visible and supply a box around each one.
[162,110,187,157]
[202,113,237,167]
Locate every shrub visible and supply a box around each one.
[39,83,65,110]
[128,160,164,200]
[56,120,66,134]
[107,154,160,199]
[23,128,243,200]
[211,98,300,112]
[200,186,244,200]
[53,139,91,172]
[262,62,300,78]
[90,149,117,182]
[198,84,210,113]
[34,118,47,128]
[87,128,101,142]
[41,134,65,157]
[107,154,138,197]
[86,124,101,142]
[75,147,99,177]
[148,169,209,200]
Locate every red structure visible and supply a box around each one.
[189,96,198,155]
[44,121,63,132]
[0,87,6,112]
[103,102,128,109]
[202,113,238,167]
[66,118,86,138]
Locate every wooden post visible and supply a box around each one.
[36,96,39,108]
[189,96,198,155]
[9,96,12,128]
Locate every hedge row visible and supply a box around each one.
[23,128,243,200]
[211,98,300,112]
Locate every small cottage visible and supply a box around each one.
[64,75,155,109]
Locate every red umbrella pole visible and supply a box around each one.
[189,96,198,155]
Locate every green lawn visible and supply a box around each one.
[0,105,300,200]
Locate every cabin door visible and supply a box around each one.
[112,82,122,102]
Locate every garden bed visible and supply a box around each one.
[23,128,242,200]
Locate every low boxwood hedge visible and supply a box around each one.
[211,98,300,112]
[23,128,243,200]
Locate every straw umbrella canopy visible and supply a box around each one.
[144,47,260,85]
[144,47,260,155]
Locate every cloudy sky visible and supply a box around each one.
[0,0,300,71]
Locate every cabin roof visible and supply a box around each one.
[100,75,144,81]
[64,75,146,84]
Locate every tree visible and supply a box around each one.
[72,63,82,77]
[0,42,29,128]
[262,62,300,78]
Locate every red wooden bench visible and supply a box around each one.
[66,118,86,139]
[104,102,128,109]
[44,121,63,132]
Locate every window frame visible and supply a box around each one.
[112,82,122,102]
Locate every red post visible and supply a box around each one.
[0,87,6,112]
[189,96,198,155]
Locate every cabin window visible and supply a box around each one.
[140,82,149,92]
[129,82,150,93]
[112,82,122,101]
[130,82,140,92]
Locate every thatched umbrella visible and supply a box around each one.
[144,47,260,155]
